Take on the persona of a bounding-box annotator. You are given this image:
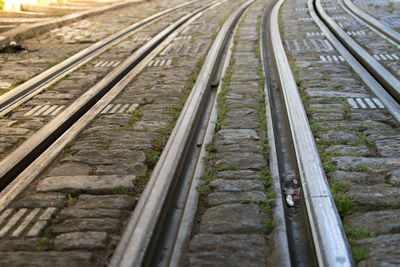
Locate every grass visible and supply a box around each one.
[345,225,374,262]
[145,149,160,168]
[329,180,354,218]
[131,172,150,197]
[118,107,143,131]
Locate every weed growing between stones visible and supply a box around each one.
[36,238,49,252]
[255,6,274,235]
[329,180,354,218]
[131,172,150,197]
[66,193,77,206]
[144,149,160,168]
[118,106,143,131]
[344,225,374,261]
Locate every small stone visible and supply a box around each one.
[207,191,266,206]
[217,170,260,180]
[0,251,97,266]
[332,157,400,172]
[48,163,92,176]
[316,130,358,144]
[210,179,264,192]
[37,175,134,193]
[389,169,400,186]
[52,218,120,234]
[349,184,400,209]
[199,204,267,234]
[75,195,135,210]
[216,152,266,171]
[325,145,371,157]
[357,234,400,260]
[345,210,400,235]
[55,232,108,250]
[59,208,126,219]
[15,194,65,208]
[218,129,259,140]
[327,171,382,184]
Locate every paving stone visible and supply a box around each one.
[389,169,400,186]
[348,110,395,125]
[311,112,344,121]
[332,157,400,172]
[345,209,400,235]
[54,231,108,250]
[199,204,267,234]
[375,137,400,158]
[325,145,372,157]
[309,103,345,112]
[218,129,259,140]
[0,238,46,251]
[14,194,65,208]
[75,194,135,210]
[318,120,393,132]
[217,170,260,180]
[52,218,120,234]
[37,175,134,193]
[47,163,92,176]
[305,90,369,98]
[316,130,358,144]
[327,171,383,184]
[0,127,30,135]
[59,208,126,219]
[215,138,262,153]
[210,179,264,192]
[216,152,267,170]
[357,234,400,262]
[61,149,145,166]
[207,191,266,206]
[0,251,98,266]
[188,234,266,267]
[349,184,400,209]
[223,117,259,129]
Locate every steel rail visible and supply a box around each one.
[109,1,255,266]
[259,0,291,265]
[342,0,400,44]
[0,1,217,194]
[270,0,353,265]
[0,1,195,117]
[307,0,400,123]
[314,0,400,101]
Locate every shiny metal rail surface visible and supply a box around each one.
[0,1,217,211]
[270,0,353,265]
[108,1,255,266]
[0,1,193,117]
[314,0,400,101]
[343,0,400,44]
[308,0,400,122]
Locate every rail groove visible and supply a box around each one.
[0,1,218,211]
[0,1,194,117]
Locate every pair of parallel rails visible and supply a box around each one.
[0,0,399,265]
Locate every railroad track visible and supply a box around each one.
[0,0,399,265]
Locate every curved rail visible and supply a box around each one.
[0,1,194,117]
[314,0,400,101]
[270,0,353,265]
[0,1,218,211]
[342,0,400,44]
[308,0,400,122]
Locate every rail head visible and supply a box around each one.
[108,0,255,266]
[314,0,400,101]
[343,0,400,44]
[269,0,353,265]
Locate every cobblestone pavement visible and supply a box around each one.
[0,0,399,265]
[0,0,199,160]
[352,0,400,32]
[184,1,273,265]
[282,0,400,265]
[0,0,181,92]
[0,0,245,265]
[322,0,400,83]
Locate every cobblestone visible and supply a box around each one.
[54,231,108,250]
